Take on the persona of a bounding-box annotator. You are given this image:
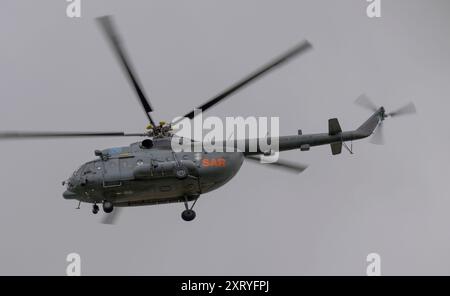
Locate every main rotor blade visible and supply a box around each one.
[388,102,417,117]
[355,94,378,112]
[370,122,385,145]
[245,155,308,174]
[180,40,313,121]
[97,15,156,126]
[0,131,145,140]
[101,208,122,225]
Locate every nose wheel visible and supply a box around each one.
[92,201,114,214]
[181,195,199,222]
[181,209,196,221]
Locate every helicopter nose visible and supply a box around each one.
[63,190,78,200]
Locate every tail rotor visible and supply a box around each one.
[355,94,417,145]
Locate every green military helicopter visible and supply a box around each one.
[0,16,416,223]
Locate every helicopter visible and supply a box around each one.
[0,16,416,223]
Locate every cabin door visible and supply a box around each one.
[101,158,122,188]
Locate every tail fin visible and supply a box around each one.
[328,118,342,155]
[356,107,385,137]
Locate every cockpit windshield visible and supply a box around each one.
[73,165,83,177]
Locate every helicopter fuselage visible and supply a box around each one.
[63,137,244,207]
[62,107,385,213]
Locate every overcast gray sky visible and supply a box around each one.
[1,0,450,275]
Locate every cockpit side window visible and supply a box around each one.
[73,165,83,176]
[82,163,95,175]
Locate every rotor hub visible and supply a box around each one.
[379,106,387,120]
[146,121,173,138]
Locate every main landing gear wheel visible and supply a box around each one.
[92,204,99,214]
[181,195,199,222]
[103,201,114,213]
[181,209,196,221]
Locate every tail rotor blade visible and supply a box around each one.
[370,122,385,145]
[355,95,416,145]
[388,102,417,117]
[355,94,378,112]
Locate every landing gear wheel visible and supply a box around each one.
[103,201,114,213]
[174,166,188,180]
[181,209,196,221]
[92,204,99,215]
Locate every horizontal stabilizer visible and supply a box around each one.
[328,119,342,155]
[330,142,342,155]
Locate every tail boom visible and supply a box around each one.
[241,107,385,155]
